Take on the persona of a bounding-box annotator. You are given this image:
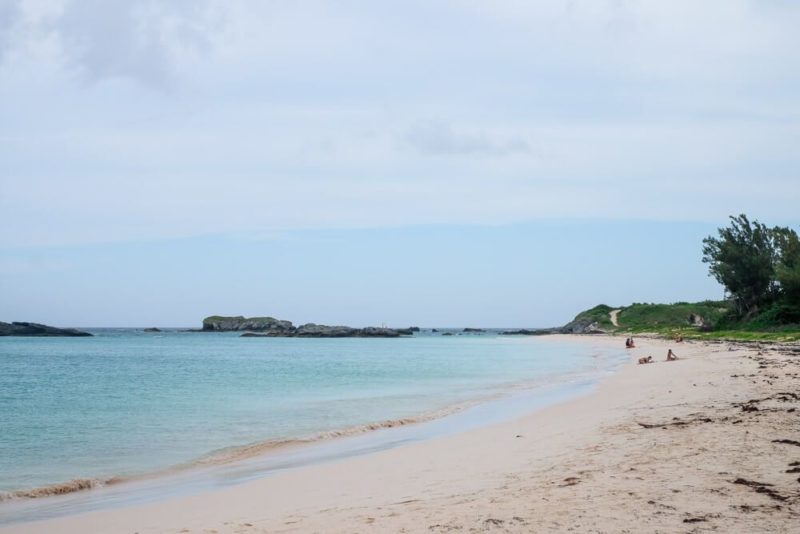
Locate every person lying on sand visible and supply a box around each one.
[638,355,653,364]
[666,349,678,361]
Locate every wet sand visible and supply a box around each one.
[3,334,798,533]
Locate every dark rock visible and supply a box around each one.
[394,328,416,335]
[432,328,439,332]
[501,319,606,336]
[688,313,713,331]
[358,326,403,338]
[241,326,406,338]
[295,323,359,337]
[501,329,552,335]
[560,317,607,334]
[441,332,454,336]
[463,328,485,333]
[206,315,410,338]
[201,316,294,333]
[0,321,92,337]
[409,326,420,332]
[143,327,161,332]
[242,324,406,338]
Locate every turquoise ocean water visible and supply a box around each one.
[0,330,626,504]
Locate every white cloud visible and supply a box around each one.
[1,1,799,247]
[404,121,531,156]
[0,0,225,87]
[0,0,22,62]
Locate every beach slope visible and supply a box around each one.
[3,335,798,533]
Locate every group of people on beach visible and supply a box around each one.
[628,336,679,364]
[637,350,678,364]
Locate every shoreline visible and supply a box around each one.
[0,335,624,523]
[0,332,619,503]
[3,334,798,532]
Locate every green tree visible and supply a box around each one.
[773,226,800,303]
[702,214,778,317]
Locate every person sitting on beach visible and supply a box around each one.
[638,355,653,364]
[626,338,636,349]
[666,349,678,361]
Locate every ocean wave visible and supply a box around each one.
[0,477,124,502]
[0,400,483,502]
[186,401,480,467]
[0,370,606,502]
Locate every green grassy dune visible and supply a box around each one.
[574,301,800,342]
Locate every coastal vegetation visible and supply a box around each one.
[611,301,729,332]
[702,214,800,324]
[570,304,617,330]
[569,301,800,342]
[569,215,800,341]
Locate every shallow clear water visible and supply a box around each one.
[0,330,625,495]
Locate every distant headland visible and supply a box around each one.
[198,315,417,338]
[0,321,92,337]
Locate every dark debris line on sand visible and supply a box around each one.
[631,344,800,531]
[636,416,714,429]
[731,479,790,503]
[772,439,800,447]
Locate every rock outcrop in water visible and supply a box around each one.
[0,322,92,337]
[202,316,295,334]
[501,329,543,335]
[559,316,607,334]
[201,316,410,338]
[297,324,404,337]
[501,317,607,336]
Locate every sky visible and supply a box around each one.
[1,0,799,327]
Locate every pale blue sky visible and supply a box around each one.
[1,221,729,328]
[1,1,799,326]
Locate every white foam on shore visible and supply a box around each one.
[0,396,490,504]
[0,340,628,525]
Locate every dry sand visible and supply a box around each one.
[3,334,799,533]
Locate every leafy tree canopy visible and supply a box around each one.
[703,214,799,319]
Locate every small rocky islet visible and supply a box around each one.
[199,316,417,338]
